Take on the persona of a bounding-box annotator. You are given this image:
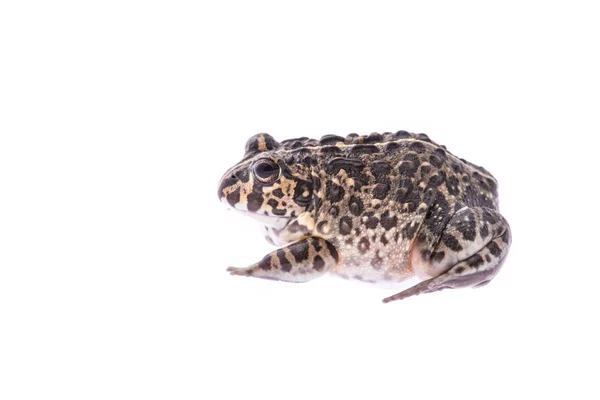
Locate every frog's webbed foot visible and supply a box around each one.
[226,236,339,283]
[381,256,505,303]
[383,207,511,303]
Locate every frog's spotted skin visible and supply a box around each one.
[217,131,511,303]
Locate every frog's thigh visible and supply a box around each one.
[227,236,339,283]
[383,207,511,303]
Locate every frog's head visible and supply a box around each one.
[217,134,315,226]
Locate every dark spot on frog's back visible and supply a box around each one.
[345,133,359,141]
[393,130,411,139]
[429,154,443,168]
[409,141,426,153]
[416,133,432,143]
[365,215,379,229]
[482,209,497,224]
[371,161,392,176]
[380,211,398,230]
[364,132,383,143]
[446,175,460,196]
[428,172,446,187]
[402,152,420,163]
[394,184,419,212]
[384,142,401,152]
[349,144,380,155]
[452,163,465,174]
[349,196,364,216]
[339,216,353,235]
[319,134,346,145]
[328,205,339,217]
[290,148,311,157]
[401,221,419,240]
[398,160,417,177]
[434,148,447,158]
[289,140,304,149]
[325,158,365,176]
[422,187,438,206]
[301,156,316,166]
[321,146,342,156]
[326,182,345,202]
[372,183,390,200]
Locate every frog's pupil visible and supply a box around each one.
[254,161,279,181]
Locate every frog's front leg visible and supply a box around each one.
[227,237,339,283]
[383,207,511,303]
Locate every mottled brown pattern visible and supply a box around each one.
[219,131,511,302]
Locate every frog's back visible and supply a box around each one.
[277,131,500,282]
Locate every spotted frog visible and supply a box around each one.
[217,131,511,302]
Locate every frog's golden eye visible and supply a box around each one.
[252,159,281,184]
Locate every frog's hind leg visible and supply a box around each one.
[383,207,511,303]
[227,236,339,283]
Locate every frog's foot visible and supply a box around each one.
[227,266,255,276]
[383,207,511,303]
[227,266,280,281]
[382,253,507,303]
[226,236,339,283]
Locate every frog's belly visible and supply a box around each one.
[330,239,415,284]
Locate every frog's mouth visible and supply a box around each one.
[221,197,291,229]
[245,212,290,229]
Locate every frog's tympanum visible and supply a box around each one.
[217,131,511,303]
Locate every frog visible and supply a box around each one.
[217,130,511,303]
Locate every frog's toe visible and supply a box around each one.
[381,279,445,303]
[226,266,253,276]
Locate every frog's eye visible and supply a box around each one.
[252,159,281,184]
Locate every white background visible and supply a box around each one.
[1,1,599,399]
